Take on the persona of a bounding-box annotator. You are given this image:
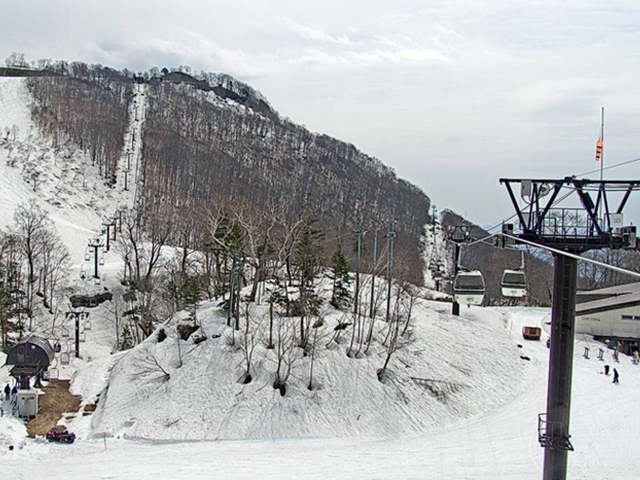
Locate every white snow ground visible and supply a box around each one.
[1,77,639,480]
[4,307,639,480]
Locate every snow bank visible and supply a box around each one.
[91,295,535,441]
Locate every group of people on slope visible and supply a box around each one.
[603,364,620,384]
[1,383,19,416]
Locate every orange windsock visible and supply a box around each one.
[595,139,603,162]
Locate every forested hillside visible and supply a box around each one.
[141,80,430,283]
[18,62,430,284]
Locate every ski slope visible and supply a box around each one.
[3,308,639,480]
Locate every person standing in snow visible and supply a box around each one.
[11,385,18,397]
[604,364,610,375]
[4,384,10,398]
[613,368,619,384]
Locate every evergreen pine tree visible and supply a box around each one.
[180,275,202,325]
[330,247,351,310]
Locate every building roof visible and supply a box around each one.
[576,282,640,316]
[6,335,55,366]
[577,282,640,297]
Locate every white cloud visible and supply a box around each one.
[296,45,447,66]
[286,18,352,45]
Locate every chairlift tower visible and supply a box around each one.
[87,237,105,280]
[499,177,639,480]
[102,221,113,252]
[65,310,89,359]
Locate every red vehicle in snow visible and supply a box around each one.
[46,425,76,444]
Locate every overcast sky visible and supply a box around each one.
[2,0,640,226]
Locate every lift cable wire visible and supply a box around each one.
[465,232,640,280]
[576,156,640,178]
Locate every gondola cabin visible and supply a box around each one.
[501,270,527,298]
[453,270,485,306]
[6,336,55,389]
[522,326,541,340]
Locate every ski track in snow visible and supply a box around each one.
[1,77,639,479]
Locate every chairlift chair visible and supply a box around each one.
[453,270,485,306]
[501,269,527,298]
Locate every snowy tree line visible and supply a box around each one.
[26,71,131,186]
[0,202,69,349]
[112,197,419,390]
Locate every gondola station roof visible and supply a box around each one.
[576,282,640,317]
[5,335,55,377]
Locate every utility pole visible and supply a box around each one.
[369,215,379,318]
[452,243,460,316]
[354,215,365,317]
[385,216,397,323]
[227,253,236,327]
[500,177,639,480]
[87,237,104,279]
[235,253,244,330]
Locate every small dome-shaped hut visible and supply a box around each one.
[6,336,55,389]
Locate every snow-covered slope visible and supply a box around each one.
[6,307,640,480]
[0,78,122,267]
[88,290,537,441]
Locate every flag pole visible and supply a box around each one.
[600,106,604,182]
